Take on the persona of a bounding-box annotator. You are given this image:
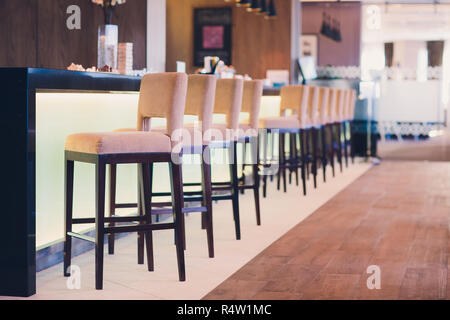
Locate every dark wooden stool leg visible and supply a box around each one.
[137,167,145,264]
[294,132,299,186]
[201,146,214,258]
[320,126,327,183]
[299,129,307,196]
[169,162,186,282]
[283,132,288,192]
[337,123,343,172]
[252,136,261,226]
[261,130,268,198]
[280,132,287,192]
[312,127,318,188]
[63,158,74,277]
[277,132,281,191]
[95,161,106,290]
[229,141,241,240]
[263,173,267,198]
[305,129,310,180]
[350,120,355,164]
[289,133,298,186]
[201,150,207,231]
[288,133,292,185]
[344,122,349,168]
[108,164,116,255]
[329,124,335,177]
[139,163,154,271]
[270,131,274,183]
[240,140,246,194]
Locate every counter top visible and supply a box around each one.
[2,68,142,93]
[0,67,145,297]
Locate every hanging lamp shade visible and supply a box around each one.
[236,0,251,7]
[256,0,268,14]
[265,0,277,19]
[247,0,261,12]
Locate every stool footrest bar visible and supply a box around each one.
[72,216,146,224]
[212,195,233,201]
[238,185,254,190]
[115,203,138,209]
[104,223,175,234]
[67,232,95,243]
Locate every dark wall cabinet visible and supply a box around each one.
[0,0,147,70]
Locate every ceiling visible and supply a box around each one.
[362,4,450,42]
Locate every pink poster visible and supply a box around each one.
[202,26,224,49]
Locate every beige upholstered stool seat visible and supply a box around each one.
[65,131,172,155]
[113,126,204,147]
[210,123,240,141]
[150,123,234,146]
[259,116,300,129]
[238,123,258,137]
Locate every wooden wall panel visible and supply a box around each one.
[36,0,100,69]
[0,0,146,70]
[166,0,292,79]
[302,3,361,67]
[0,0,37,67]
[115,0,147,69]
[232,2,291,79]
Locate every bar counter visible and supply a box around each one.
[1,68,143,297]
[0,68,283,297]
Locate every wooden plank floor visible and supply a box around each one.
[203,161,450,300]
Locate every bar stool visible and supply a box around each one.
[316,87,330,182]
[259,85,309,196]
[305,86,321,189]
[237,80,263,225]
[350,89,357,163]
[173,79,244,240]
[332,88,346,172]
[208,78,244,240]
[344,89,357,164]
[341,89,351,167]
[63,72,188,290]
[325,88,339,177]
[109,74,217,258]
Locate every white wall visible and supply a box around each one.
[393,41,426,70]
[147,0,166,72]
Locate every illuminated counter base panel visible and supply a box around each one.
[0,68,143,297]
[0,68,282,297]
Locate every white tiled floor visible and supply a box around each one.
[2,161,371,300]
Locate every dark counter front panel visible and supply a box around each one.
[0,68,141,297]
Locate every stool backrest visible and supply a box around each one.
[241,80,263,130]
[137,72,188,136]
[342,89,350,120]
[214,78,244,130]
[335,88,345,123]
[318,87,330,125]
[298,85,310,126]
[348,89,357,121]
[308,86,320,126]
[280,85,302,116]
[185,74,217,133]
[327,88,338,122]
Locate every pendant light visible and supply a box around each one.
[247,0,261,12]
[265,0,277,19]
[236,0,251,7]
[256,0,267,15]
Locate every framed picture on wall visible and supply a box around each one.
[300,34,319,66]
[193,7,232,67]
